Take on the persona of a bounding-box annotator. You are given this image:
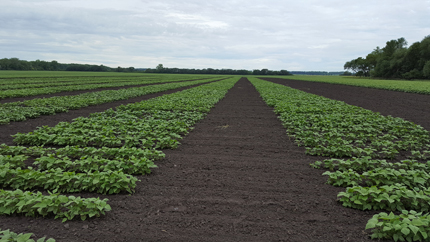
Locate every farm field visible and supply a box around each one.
[0,78,223,125]
[0,74,430,241]
[263,78,430,131]
[0,74,214,101]
[0,71,197,78]
[277,75,430,95]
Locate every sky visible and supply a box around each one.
[1,0,430,71]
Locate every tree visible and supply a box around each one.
[344,57,371,77]
[156,64,164,72]
[345,36,430,79]
[423,61,430,78]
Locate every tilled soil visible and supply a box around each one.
[1,77,428,241]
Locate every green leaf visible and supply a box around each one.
[401,227,410,236]
[92,177,100,185]
[17,233,33,242]
[365,218,378,230]
[383,226,392,231]
[32,200,50,208]
[409,225,419,235]
[420,230,428,239]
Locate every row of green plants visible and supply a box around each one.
[0,75,207,99]
[0,228,55,242]
[249,78,429,160]
[12,78,238,149]
[0,189,111,222]
[0,77,239,237]
[278,75,430,95]
[0,144,165,161]
[0,76,157,90]
[249,77,430,241]
[0,77,222,125]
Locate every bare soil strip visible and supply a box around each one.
[262,78,430,131]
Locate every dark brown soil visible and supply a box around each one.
[2,77,428,241]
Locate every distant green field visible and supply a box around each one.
[0,70,151,78]
[0,71,227,80]
[272,75,430,95]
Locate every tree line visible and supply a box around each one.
[145,64,292,75]
[344,35,430,79]
[289,71,344,75]
[0,58,135,72]
[0,58,292,76]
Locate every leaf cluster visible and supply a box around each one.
[0,228,55,242]
[338,184,430,212]
[0,189,111,222]
[0,164,138,194]
[34,154,156,175]
[366,210,430,241]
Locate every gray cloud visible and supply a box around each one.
[1,0,429,71]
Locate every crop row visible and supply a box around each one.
[279,75,430,95]
[0,77,239,224]
[0,77,222,125]
[249,78,430,159]
[0,227,55,241]
[0,144,165,160]
[0,76,158,90]
[0,189,111,222]
[317,158,430,241]
[0,152,156,175]
[0,75,208,99]
[249,77,430,241]
[12,78,239,149]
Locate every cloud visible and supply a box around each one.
[1,0,429,71]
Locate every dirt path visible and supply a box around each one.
[2,78,379,241]
[262,78,430,131]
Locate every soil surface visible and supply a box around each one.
[1,77,428,241]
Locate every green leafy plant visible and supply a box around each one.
[34,154,156,175]
[0,228,55,242]
[366,210,430,241]
[338,184,430,212]
[249,77,430,160]
[0,164,138,194]
[0,189,111,222]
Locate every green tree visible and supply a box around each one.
[344,57,371,77]
[156,64,164,72]
[423,61,430,78]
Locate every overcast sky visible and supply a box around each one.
[1,0,429,71]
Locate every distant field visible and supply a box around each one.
[273,75,430,94]
[0,70,180,78]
